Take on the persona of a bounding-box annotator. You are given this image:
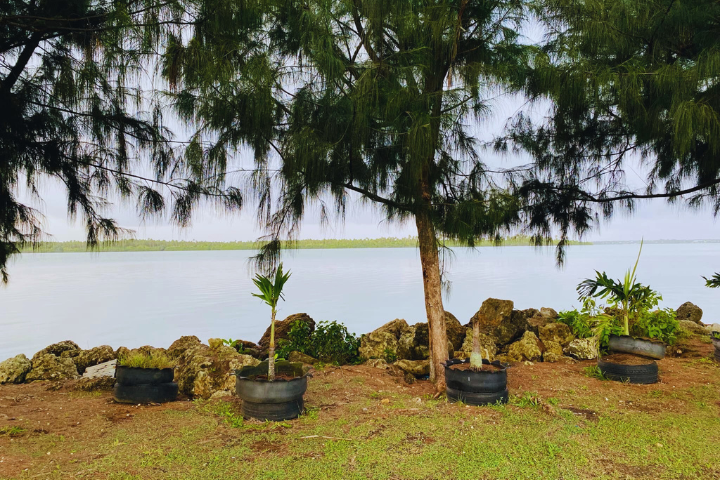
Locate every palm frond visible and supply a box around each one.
[703,273,720,288]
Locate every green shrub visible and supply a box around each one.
[558,299,623,352]
[118,351,174,369]
[277,320,361,365]
[557,308,594,339]
[632,308,679,345]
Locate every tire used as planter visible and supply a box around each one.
[443,358,508,406]
[446,387,509,406]
[235,360,309,421]
[712,334,720,363]
[607,334,666,360]
[113,382,179,404]
[597,356,659,384]
[115,366,174,386]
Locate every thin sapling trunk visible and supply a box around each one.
[470,318,483,370]
[252,263,290,382]
[268,307,276,380]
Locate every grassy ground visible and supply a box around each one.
[20,236,588,253]
[1,339,719,479]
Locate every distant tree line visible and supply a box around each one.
[22,236,589,253]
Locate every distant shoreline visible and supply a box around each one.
[20,237,719,254]
[22,236,589,253]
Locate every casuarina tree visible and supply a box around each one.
[500,0,720,248]
[168,0,533,391]
[0,0,244,282]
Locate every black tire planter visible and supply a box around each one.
[712,336,720,362]
[608,335,666,360]
[443,358,508,406]
[597,357,659,384]
[235,360,309,421]
[236,377,308,421]
[113,382,179,404]
[115,366,174,386]
[446,387,509,405]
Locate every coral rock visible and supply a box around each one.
[167,336,203,359]
[394,359,430,377]
[0,354,32,384]
[538,323,575,348]
[564,338,598,360]
[506,332,542,362]
[676,302,703,324]
[32,341,80,363]
[359,319,410,360]
[175,343,259,399]
[74,345,115,375]
[26,354,79,382]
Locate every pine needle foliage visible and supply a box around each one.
[170,0,535,268]
[500,0,720,250]
[0,0,244,283]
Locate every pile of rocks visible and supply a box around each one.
[359,298,596,378]
[0,301,713,393]
[0,340,117,385]
[0,313,315,399]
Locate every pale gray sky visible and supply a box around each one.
[19,19,720,244]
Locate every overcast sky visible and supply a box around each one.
[28,94,718,244]
[20,20,719,244]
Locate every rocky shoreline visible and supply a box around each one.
[0,298,713,399]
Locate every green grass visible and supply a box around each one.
[0,426,25,437]
[583,366,608,381]
[3,357,720,480]
[117,351,174,369]
[20,236,589,254]
[19,397,715,480]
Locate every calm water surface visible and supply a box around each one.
[1,244,718,360]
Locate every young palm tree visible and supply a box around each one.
[577,242,653,336]
[251,263,292,381]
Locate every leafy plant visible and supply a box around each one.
[711,331,720,340]
[276,320,313,359]
[557,299,598,339]
[221,339,245,354]
[251,263,291,381]
[578,242,654,336]
[277,320,361,365]
[310,322,361,365]
[118,351,174,369]
[558,298,621,352]
[704,273,720,288]
[632,309,679,345]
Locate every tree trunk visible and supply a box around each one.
[415,208,448,392]
[1,34,41,95]
[268,308,276,381]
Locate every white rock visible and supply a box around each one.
[82,359,117,378]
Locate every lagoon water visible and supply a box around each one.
[1,244,718,360]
